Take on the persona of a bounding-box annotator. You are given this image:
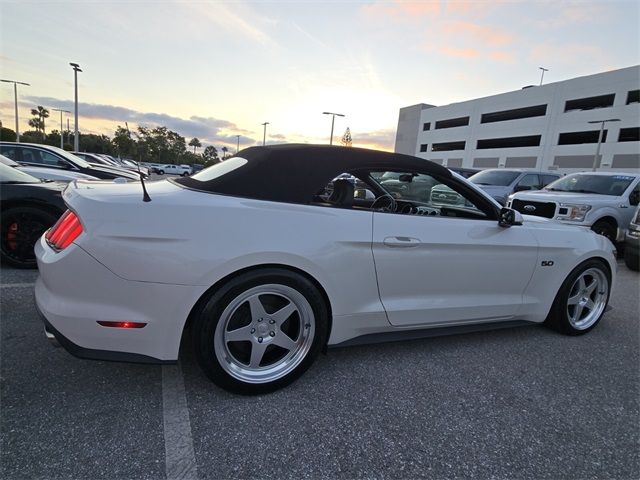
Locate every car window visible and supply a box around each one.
[370,170,488,219]
[0,146,19,161]
[545,174,636,196]
[469,170,520,186]
[541,175,560,186]
[517,174,541,190]
[21,148,68,168]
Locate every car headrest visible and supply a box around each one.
[328,179,354,208]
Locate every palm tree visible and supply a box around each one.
[30,106,49,138]
[221,146,228,159]
[189,137,202,154]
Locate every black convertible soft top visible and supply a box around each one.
[175,144,452,204]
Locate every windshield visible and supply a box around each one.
[0,163,41,183]
[189,157,248,182]
[469,170,520,186]
[45,145,92,168]
[544,174,636,196]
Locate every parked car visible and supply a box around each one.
[508,172,640,243]
[74,152,149,178]
[463,169,562,206]
[449,167,481,179]
[0,154,99,182]
[155,164,191,176]
[0,163,66,268]
[36,145,615,395]
[624,206,640,271]
[0,143,140,182]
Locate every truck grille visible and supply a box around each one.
[431,190,462,205]
[511,199,556,218]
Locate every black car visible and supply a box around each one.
[0,143,140,181]
[0,164,66,268]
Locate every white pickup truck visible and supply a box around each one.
[153,164,192,176]
[508,171,640,243]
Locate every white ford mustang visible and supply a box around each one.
[36,145,616,394]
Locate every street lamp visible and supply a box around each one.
[1,78,30,142]
[69,62,82,151]
[538,67,548,86]
[51,108,71,149]
[261,122,269,146]
[236,135,240,153]
[588,119,620,171]
[322,111,345,145]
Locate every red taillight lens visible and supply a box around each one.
[45,209,83,251]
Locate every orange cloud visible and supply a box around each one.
[441,46,480,59]
[444,21,514,47]
[488,51,514,63]
[361,0,440,23]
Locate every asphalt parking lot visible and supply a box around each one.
[1,262,638,479]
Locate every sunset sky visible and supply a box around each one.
[1,0,639,151]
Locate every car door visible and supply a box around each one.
[372,174,540,327]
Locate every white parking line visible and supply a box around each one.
[0,283,36,289]
[162,363,198,480]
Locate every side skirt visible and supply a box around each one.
[329,320,536,349]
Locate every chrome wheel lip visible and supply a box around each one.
[566,267,609,330]
[214,284,315,384]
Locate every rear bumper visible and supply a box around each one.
[35,235,206,363]
[38,304,173,364]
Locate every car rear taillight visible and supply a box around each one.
[45,209,83,251]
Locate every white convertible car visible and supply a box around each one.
[36,145,616,394]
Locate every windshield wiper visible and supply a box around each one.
[571,189,601,194]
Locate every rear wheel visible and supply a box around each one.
[191,269,329,394]
[0,206,58,268]
[545,259,610,335]
[591,220,617,244]
[158,170,165,175]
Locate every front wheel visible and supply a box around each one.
[191,269,329,394]
[544,259,611,335]
[591,220,617,244]
[158,170,165,175]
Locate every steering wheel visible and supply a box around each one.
[371,194,398,213]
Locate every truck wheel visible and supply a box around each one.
[591,220,616,244]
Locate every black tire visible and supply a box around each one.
[158,170,165,175]
[544,259,611,336]
[591,220,617,244]
[624,249,639,271]
[191,268,329,395]
[0,206,59,269]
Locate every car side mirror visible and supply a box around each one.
[514,185,532,192]
[498,207,523,228]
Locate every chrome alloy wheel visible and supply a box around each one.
[213,284,316,384]
[566,267,609,330]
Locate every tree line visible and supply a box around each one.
[0,105,232,166]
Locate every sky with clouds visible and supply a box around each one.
[1,0,639,151]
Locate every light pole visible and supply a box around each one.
[538,67,548,86]
[69,63,82,151]
[261,122,269,146]
[236,135,240,153]
[588,119,620,171]
[1,78,30,142]
[322,111,345,145]
[52,108,71,149]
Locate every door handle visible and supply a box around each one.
[383,236,421,247]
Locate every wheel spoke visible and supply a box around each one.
[585,278,598,295]
[271,302,297,327]
[249,341,268,368]
[272,333,297,351]
[572,305,584,322]
[584,299,595,312]
[248,296,268,322]
[568,292,581,306]
[225,325,253,343]
[577,277,586,292]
